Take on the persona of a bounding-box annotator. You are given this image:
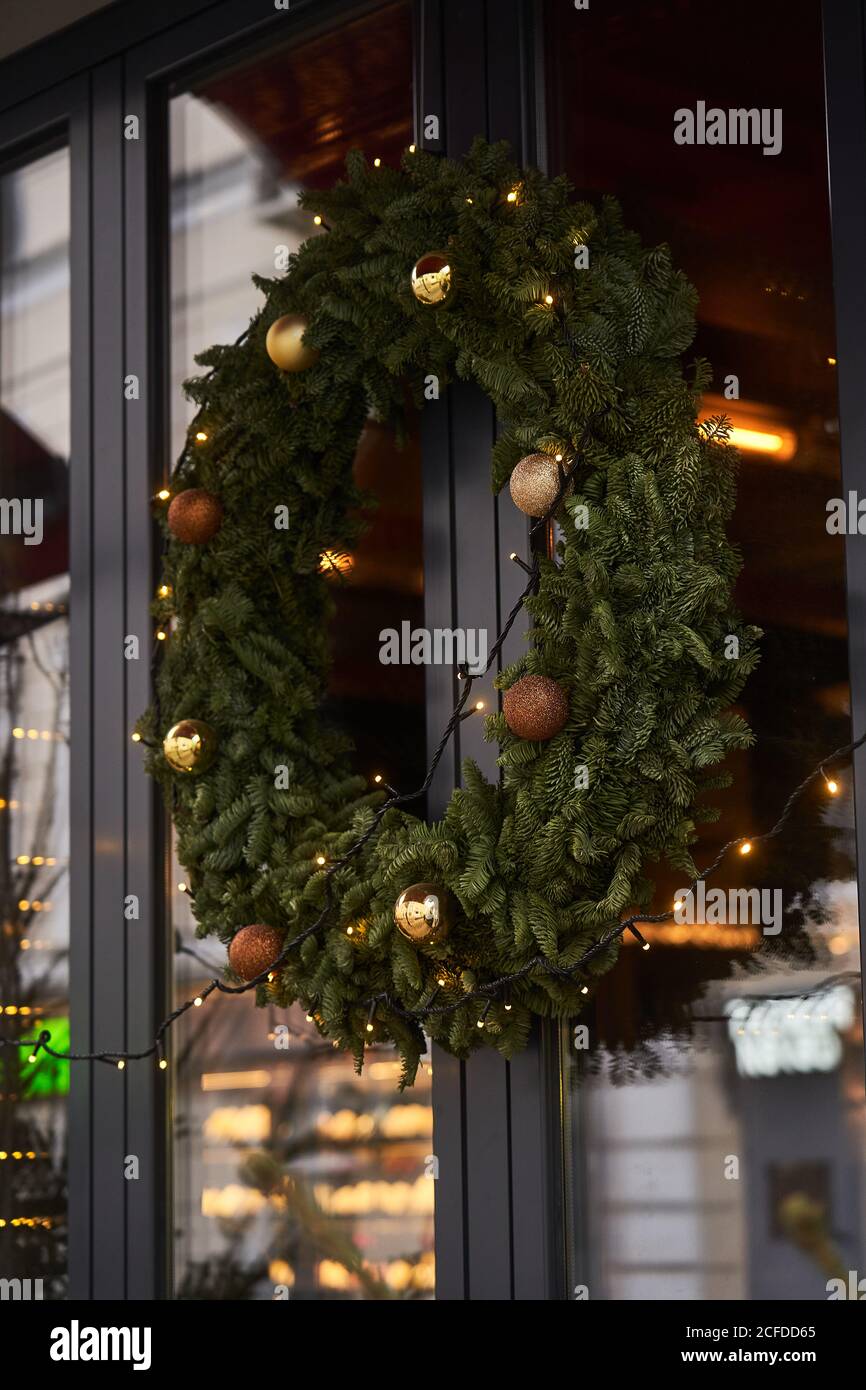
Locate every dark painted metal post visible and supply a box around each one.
[124,51,170,1301]
[417,0,565,1300]
[89,58,131,1299]
[823,0,866,1075]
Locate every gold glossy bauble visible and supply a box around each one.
[509,453,566,517]
[265,313,320,372]
[162,719,218,774]
[410,251,454,306]
[502,674,569,741]
[394,881,455,944]
[167,488,223,544]
[228,923,284,983]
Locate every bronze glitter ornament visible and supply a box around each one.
[410,251,454,306]
[265,313,320,372]
[502,674,569,741]
[394,881,455,943]
[508,452,566,517]
[167,488,223,544]
[162,719,218,774]
[228,923,285,983]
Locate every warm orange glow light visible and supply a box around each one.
[319,550,354,577]
[726,425,794,459]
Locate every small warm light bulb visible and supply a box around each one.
[158,584,171,598]
[827,356,837,366]
[28,1054,37,1064]
[159,1058,168,1070]
[739,840,753,855]
[12,727,23,738]
[827,779,839,795]
[306,1011,314,1023]
[544,294,554,306]
[373,774,383,784]
[117,1060,125,1070]
[156,629,167,641]
[580,985,589,995]
[409,144,416,153]
[313,215,323,226]
[366,1022,375,1033]
[195,430,208,443]
[674,897,685,911]
[465,196,473,204]
[373,157,381,168]
[507,190,518,203]
[177,881,187,893]
[504,1002,512,1011]
[437,977,447,988]
[476,1018,485,1029]
[193,996,203,1007]
[642,941,651,951]
[315,854,326,866]
[131,732,142,743]
[156,488,170,502]
[346,925,354,936]
[475,700,485,711]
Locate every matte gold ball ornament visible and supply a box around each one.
[163,719,218,774]
[265,313,320,372]
[394,881,456,943]
[509,452,567,517]
[502,674,569,741]
[228,923,285,982]
[410,251,454,306]
[167,488,223,544]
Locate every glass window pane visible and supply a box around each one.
[168,5,434,1301]
[546,0,865,1300]
[0,145,71,1298]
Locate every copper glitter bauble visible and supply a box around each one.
[162,719,218,774]
[228,923,284,983]
[509,452,566,517]
[167,488,223,544]
[502,674,569,741]
[265,313,319,372]
[394,881,455,944]
[410,251,454,306]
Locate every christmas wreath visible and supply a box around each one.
[139,139,759,1086]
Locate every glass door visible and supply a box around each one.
[545,0,866,1300]
[0,142,71,1298]
[164,3,435,1300]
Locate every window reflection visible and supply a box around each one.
[169,5,433,1300]
[0,146,71,1297]
[548,0,865,1299]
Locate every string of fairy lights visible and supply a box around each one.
[1,169,861,1068]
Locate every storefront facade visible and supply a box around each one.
[1,0,866,1301]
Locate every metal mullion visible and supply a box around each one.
[88,57,129,1302]
[823,0,866,1105]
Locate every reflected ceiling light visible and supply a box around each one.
[725,425,797,460]
[201,1069,272,1091]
